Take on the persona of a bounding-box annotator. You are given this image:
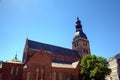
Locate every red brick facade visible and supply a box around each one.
[0,62,24,80]
[22,47,80,80]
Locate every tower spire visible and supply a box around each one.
[73,17,87,41]
[75,17,82,32]
[72,17,90,57]
[77,16,79,21]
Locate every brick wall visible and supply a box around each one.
[1,62,24,80]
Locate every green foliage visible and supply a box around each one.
[80,54,111,80]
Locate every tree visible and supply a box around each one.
[80,54,111,80]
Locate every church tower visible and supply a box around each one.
[72,17,90,57]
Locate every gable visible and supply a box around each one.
[28,50,51,65]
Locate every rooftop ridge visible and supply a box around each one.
[28,39,75,52]
[27,39,80,58]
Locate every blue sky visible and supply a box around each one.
[0,0,120,61]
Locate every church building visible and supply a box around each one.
[22,17,90,80]
[0,17,90,80]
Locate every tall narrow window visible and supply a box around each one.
[67,76,70,80]
[52,72,56,80]
[10,66,14,75]
[27,72,30,80]
[58,73,62,80]
[16,67,19,75]
[36,67,39,80]
[71,73,75,80]
[77,42,78,46]
[65,73,69,80]
[40,67,44,80]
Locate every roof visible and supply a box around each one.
[6,56,22,64]
[73,31,87,41]
[108,53,120,61]
[27,39,80,58]
[52,59,73,64]
[52,61,79,68]
[114,53,120,58]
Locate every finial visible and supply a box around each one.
[75,16,82,32]
[77,16,79,21]
[76,16,81,25]
[15,52,17,59]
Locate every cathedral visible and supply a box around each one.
[0,17,90,80]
